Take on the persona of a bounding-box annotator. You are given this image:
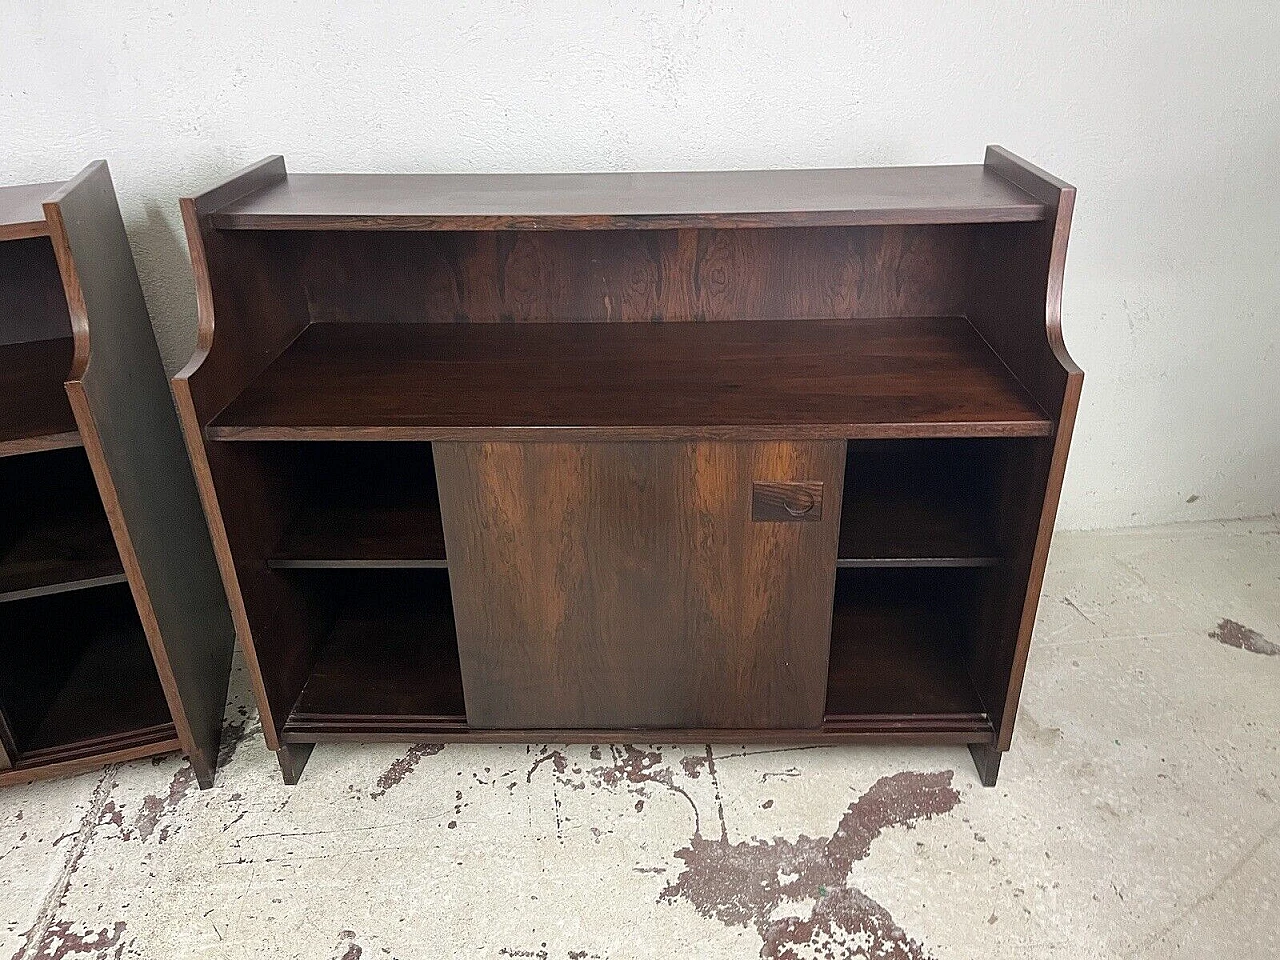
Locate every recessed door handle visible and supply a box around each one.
[752,481,824,522]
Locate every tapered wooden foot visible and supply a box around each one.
[190,752,216,790]
[969,743,1003,787]
[276,743,314,785]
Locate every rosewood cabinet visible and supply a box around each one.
[175,147,1081,786]
[0,164,235,787]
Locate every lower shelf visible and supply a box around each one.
[279,726,991,746]
[284,569,466,738]
[279,568,993,744]
[824,568,989,733]
[0,583,176,767]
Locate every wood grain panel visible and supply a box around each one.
[437,441,845,729]
[45,161,236,787]
[297,225,970,323]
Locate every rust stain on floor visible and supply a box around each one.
[661,771,961,960]
[526,744,715,837]
[1210,618,1278,655]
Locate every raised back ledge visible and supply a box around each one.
[982,145,1081,379]
[205,160,1050,231]
[0,182,61,242]
[42,163,106,382]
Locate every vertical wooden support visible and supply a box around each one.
[965,146,1082,783]
[171,157,321,782]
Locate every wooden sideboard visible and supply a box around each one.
[175,146,1080,786]
[0,164,234,787]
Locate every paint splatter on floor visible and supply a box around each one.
[1210,618,1278,655]
[662,771,961,959]
[2,523,1277,958]
[370,744,445,799]
[331,929,364,960]
[10,919,132,960]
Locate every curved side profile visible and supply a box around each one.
[44,161,236,787]
[172,156,317,782]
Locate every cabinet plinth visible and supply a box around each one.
[175,147,1081,786]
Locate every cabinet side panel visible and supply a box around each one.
[0,712,14,770]
[173,157,320,754]
[967,148,1083,748]
[44,163,235,785]
[437,441,844,729]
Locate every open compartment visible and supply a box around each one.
[198,226,1051,443]
[0,234,78,456]
[0,447,125,602]
[281,568,465,740]
[0,582,174,765]
[824,567,992,736]
[256,442,445,569]
[838,438,1014,568]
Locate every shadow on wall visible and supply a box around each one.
[126,201,199,376]
[1171,432,1280,522]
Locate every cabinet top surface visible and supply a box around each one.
[209,165,1047,230]
[0,183,59,241]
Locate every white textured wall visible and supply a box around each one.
[2,2,1277,530]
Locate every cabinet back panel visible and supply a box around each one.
[282,225,971,324]
[0,238,72,346]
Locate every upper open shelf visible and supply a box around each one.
[209,165,1047,231]
[208,318,1052,441]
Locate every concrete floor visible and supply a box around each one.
[1,518,1277,959]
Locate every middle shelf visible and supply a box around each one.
[267,442,445,570]
[209,318,1052,442]
[262,437,1010,571]
[0,446,127,603]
